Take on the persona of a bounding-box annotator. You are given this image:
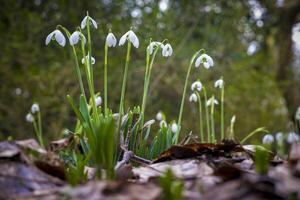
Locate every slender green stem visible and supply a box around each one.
[118,41,132,116]
[203,87,210,142]
[33,118,44,147]
[141,48,150,119]
[177,51,200,126]
[86,13,95,93]
[104,44,108,116]
[57,25,86,99]
[196,92,204,142]
[221,79,225,141]
[37,111,44,147]
[210,96,216,143]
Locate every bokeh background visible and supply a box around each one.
[1,0,300,143]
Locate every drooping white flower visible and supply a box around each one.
[189,93,198,102]
[195,53,214,69]
[162,43,173,57]
[206,97,218,106]
[171,122,178,133]
[295,106,300,120]
[119,30,139,48]
[191,81,202,92]
[106,32,117,47]
[45,30,66,47]
[31,103,40,114]
[95,96,102,107]
[214,79,224,89]
[275,132,283,142]
[262,134,274,144]
[159,120,167,128]
[81,16,98,29]
[156,111,163,121]
[81,53,96,65]
[69,31,86,46]
[147,41,164,55]
[26,113,34,123]
[287,132,299,144]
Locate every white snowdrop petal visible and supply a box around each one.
[262,134,274,144]
[195,57,201,67]
[156,112,163,121]
[203,62,210,69]
[189,93,198,102]
[91,57,96,65]
[69,31,79,46]
[90,18,98,29]
[119,34,127,46]
[206,55,214,66]
[171,123,178,133]
[45,31,55,45]
[31,103,40,113]
[132,37,139,48]
[81,16,88,29]
[55,30,66,47]
[26,113,34,123]
[95,96,102,107]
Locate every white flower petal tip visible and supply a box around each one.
[191,81,203,92]
[206,97,218,106]
[275,132,283,142]
[262,134,274,144]
[156,111,163,121]
[162,43,173,57]
[195,53,214,68]
[230,115,236,124]
[287,132,299,144]
[45,30,66,47]
[81,16,98,29]
[95,96,102,107]
[31,103,40,113]
[81,54,96,65]
[69,31,86,46]
[171,123,178,133]
[189,93,198,103]
[106,33,117,47]
[118,30,139,48]
[214,79,224,89]
[26,113,34,123]
[295,107,300,120]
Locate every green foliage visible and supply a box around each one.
[254,145,270,174]
[159,169,183,200]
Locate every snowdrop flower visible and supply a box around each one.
[275,132,283,142]
[214,79,224,89]
[171,122,178,133]
[31,103,40,114]
[159,120,167,128]
[189,93,198,102]
[81,16,98,29]
[295,106,300,120]
[191,81,202,92]
[95,96,102,107]
[106,32,117,47]
[69,31,86,46]
[119,30,139,48]
[262,134,274,144]
[287,132,299,144]
[147,41,164,55]
[162,43,173,57]
[156,111,163,121]
[45,30,66,47]
[206,97,218,106]
[231,115,236,124]
[82,53,96,65]
[26,113,34,123]
[195,53,214,69]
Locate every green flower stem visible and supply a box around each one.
[104,43,108,116]
[141,48,150,119]
[196,92,204,142]
[220,79,225,141]
[203,87,211,143]
[86,13,95,91]
[141,48,158,119]
[118,41,132,116]
[33,118,44,148]
[177,51,201,126]
[80,34,99,123]
[210,96,216,143]
[57,25,86,99]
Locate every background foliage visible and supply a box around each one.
[1,0,299,143]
